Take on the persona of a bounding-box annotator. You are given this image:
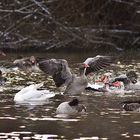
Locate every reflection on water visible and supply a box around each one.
[0,52,140,139]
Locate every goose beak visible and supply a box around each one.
[0,51,6,56]
[83,64,89,68]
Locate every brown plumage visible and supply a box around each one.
[39,55,112,95]
[83,55,113,75]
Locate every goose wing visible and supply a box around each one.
[0,61,17,68]
[84,55,112,75]
[39,59,72,87]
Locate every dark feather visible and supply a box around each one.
[84,56,113,75]
[52,72,66,87]
[39,59,72,87]
[123,103,140,111]
[68,98,79,106]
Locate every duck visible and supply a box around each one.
[14,83,55,102]
[56,98,86,114]
[122,100,140,112]
[38,55,112,95]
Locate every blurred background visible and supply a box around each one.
[0,0,140,53]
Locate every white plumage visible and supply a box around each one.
[14,83,55,102]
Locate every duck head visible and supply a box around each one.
[68,98,79,106]
[68,98,86,113]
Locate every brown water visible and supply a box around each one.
[0,52,140,140]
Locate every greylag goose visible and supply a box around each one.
[39,55,112,95]
[56,98,86,114]
[86,71,138,92]
[0,56,38,72]
[0,56,43,72]
[13,56,47,72]
[108,71,138,90]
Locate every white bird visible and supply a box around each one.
[14,83,55,102]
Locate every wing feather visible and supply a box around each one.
[39,59,72,87]
[84,55,113,75]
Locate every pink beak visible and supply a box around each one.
[0,51,6,56]
[83,63,90,68]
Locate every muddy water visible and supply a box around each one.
[0,52,140,140]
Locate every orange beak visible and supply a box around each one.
[0,51,6,56]
[83,63,90,68]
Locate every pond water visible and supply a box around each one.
[0,52,140,140]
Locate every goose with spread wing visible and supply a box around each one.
[0,56,43,72]
[39,55,112,95]
[13,56,42,72]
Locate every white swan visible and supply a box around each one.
[14,83,55,102]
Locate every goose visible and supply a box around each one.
[56,98,86,114]
[108,71,138,90]
[122,101,140,112]
[14,83,55,102]
[86,71,139,92]
[13,56,42,72]
[0,56,43,72]
[86,72,113,91]
[38,55,112,95]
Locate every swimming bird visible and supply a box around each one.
[13,56,42,72]
[122,100,140,112]
[39,55,112,95]
[0,56,43,72]
[108,71,138,90]
[56,98,86,114]
[14,83,55,102]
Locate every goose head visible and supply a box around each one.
[30,56,36,65]
[79,63,89,76]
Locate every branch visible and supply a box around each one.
[46,38,76,50]
[0,13,34,39]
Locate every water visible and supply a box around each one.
[0,52,140,140]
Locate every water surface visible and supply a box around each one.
[0,52,140,140]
